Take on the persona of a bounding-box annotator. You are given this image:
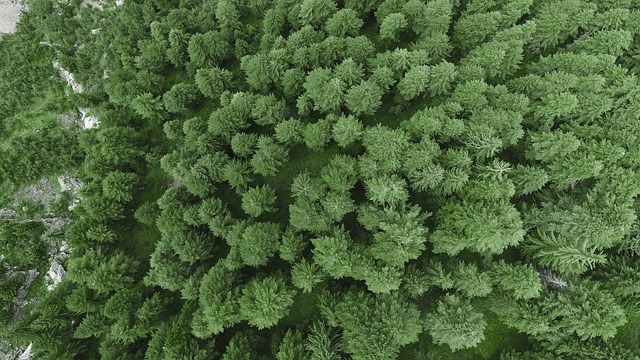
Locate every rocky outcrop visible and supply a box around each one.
[57,175,83,194]
[0,0,27,36]
[52,60,84,94]
[12,269,38,323]
[78,108,100,129]
[45,261,65,291]
[12,178,58,213]
[44,240,71,291]
[17,342,32,360]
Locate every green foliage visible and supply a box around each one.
[134,201,160,226]
[241,185,277,217]
[195,67,233,99]
[196,264,241,337]
[275,119,305,145]
[67,249,139,295]
[303,68,344,114]
[453,262,493,298]
[369,208,429,267]
[543,282,627,341]
[276,231,306,266]
[102,171,138,203]
[361,125,410,174]
[188,31,229,68]
[425,294,487,352]
[325,9,363,37]
[276,329,309,360]
[335,291,422,359]
[523,231,607,274]
[238,274,296,330]
[251,136,289,177]
[490,261,542,300]
[8,0,640,357]
[299,0,338,27]
[431,199,525,255]
[398,65,431,101]
[0,221,47,270]
[238,222,281,267]
[345,81,383,116]
[380,13,408,41]
[303,120,332,151]
[74,314,109,339]
[0,120,81,186]
[163,83,198,113]
[332,115,363,147]
[291,258,326,293]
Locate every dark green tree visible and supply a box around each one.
[195,67,233,99]
[241,185,277,218]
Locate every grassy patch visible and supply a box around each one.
[615,308,640,354]
[470,313,529,359]
[116,165,169,271]
[279,289,320,328]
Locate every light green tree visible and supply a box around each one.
[424,294,486,352]
[238,274,296,330]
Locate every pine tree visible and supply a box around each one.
[276,329,310,360]
[325,9,363,37]
[237,222,281,267]
[196,263,242,337]
[490,261,542,300]
[397,65,431,101]
[275,119,305,145]
[291,258,326,293]
[380,13,408,41]
[195,67,232,99]
[303,120,332,151]
[541,282,626,340]
[424,294,486,352]
[522,231,607,274]
[250,136,289,177]
[345,80,383,116]
[238,274,296,330]
[332,115,363,147]
[335,291,422,359]
[241,185,277,218]
[303,68,345,114]
[453,262,493,298]
[279,228,307,263]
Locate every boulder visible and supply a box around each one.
[45,261,66,291]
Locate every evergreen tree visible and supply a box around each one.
[241,185,277,218]
[490,261,542,300]
[303,68,344,114]
[238,274,296,330]
[238,222,281,267]
[195,67,233,99]
[325,9,363,37]
[335,291,422,359]
[196,263,242,337]
[425,294,486,352]
[291,258,326,293]
[453,262,493,298]
[332,115,363,148]
[345,81,383,116]
[522,231,607,274]
[276,329,310,360]
[251,136,289,177]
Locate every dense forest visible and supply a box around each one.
[2,0,640,358]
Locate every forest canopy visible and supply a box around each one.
[2,0,640,359]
